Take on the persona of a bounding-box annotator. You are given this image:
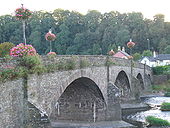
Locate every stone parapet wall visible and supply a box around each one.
[41,55,151,70]
[0,79,24,128]
[0,58,18,70]
[0,55,151,72]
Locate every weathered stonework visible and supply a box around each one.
[0,55,153,127]
[0,79,24,128]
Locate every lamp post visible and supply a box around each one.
[45,29,56,52]
[127,39,135,90]
[15,4,32,45]
[147,39,150,51]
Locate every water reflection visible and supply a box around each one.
[127,97,170,123]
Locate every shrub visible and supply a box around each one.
[152,85,164,91]
[29,65,46,75]
[152,65,170,75]
[160,102,170,111]
[0,42,15,57]
[0,66,27,82]
[164,92,170,97]
[56,61,65,70]
[65,58,76,70]
[19,55,42,69]
[146,116,170,126]
[46,64,57,73]
[80,59,90,68]
[164,88,170,92]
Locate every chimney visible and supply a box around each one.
[118,46,121,51]
[122,47,125,52]
[153,51,156,58]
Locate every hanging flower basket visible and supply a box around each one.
[127,41,135,48]
[45,32,56,41]
[15,7,32,20]
[47,52,57,59]
[10,43,36,57]
[47,52,56,55]
[108,49,115,56]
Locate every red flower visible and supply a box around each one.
[127,41,135,48]
[15,7,32,20]
[45,32,56,41]
[108,49,115,55]
[10,43,36,57]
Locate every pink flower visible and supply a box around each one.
[10,43,36,57]
[47,52,56,55]
[127,41,135,48]
[45,32,56,41]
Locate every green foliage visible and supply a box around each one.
[64,58,76,70]
[164,45,170,54]
[152,65,170,75]
[146,116,170,126]
[0,42,15,57]
[160,102,170,111]
[165,88,170,92]
[152,85,163,91]
[164,92,170,97]
[19,55,42,69]
[29,65,47,75]
[80,59,90,68]
[105,58,116,66]
[46,63,58,73]
[0,66,27,82]
[142,50,152,57]
[133,52,141,61]
[0,10,169,55]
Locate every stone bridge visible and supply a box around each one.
[26,55,152,122]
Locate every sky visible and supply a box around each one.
[1,0,170,21]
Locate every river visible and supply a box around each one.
[124,96,170,127]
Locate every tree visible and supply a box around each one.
[142,50,152,57]
[158,38,168,53]
[92,44,101,55]
[163,45,170,54]
[54,24,71,54]
[133,53,141,61]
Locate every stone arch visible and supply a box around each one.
[136,73,144,90]
[50,77,106,122]
[114,70,131,101]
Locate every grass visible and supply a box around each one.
[160,102,170,111]
[146,116,170,126]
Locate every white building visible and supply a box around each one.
[140,54,170,67]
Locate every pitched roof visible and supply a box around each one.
[140,54,170,62]
[156,54,170,60]
[113,51,130,58]
[120,51,130,57]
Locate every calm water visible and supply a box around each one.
[126,97,170,123]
